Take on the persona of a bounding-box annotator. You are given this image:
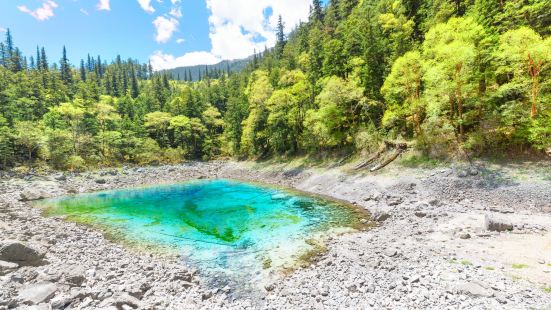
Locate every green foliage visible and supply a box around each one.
[1,0,550,170]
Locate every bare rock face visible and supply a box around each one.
[484,215,513,232]
[17,281,58,305]
[0,241,46,267]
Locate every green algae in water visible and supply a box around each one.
[37,179,365,283]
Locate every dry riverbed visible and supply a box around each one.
[1,160,551,309]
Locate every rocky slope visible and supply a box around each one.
[1,161,551,309]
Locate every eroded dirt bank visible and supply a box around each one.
[1,160,551,309]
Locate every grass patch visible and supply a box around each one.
[484,266,495,271]
[544,287,551,293]
[512,263,529,269]
[262,257,272,269]
[460,260,473,266]
[297,239,328,268]
[448,259,458,264]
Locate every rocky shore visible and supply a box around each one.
[1,160,551,309]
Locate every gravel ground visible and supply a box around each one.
[1,160,551,309]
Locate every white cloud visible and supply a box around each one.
[0,27,6,33]
[149,0,312,70]
[206,0,311,60]
[137,0,155,13]
[176,38,185,44]
[96,0,110,11]
[169,7,182,18]
[18,0,59,21]
[153,16,179,43]
[150,51,221,70]
[80,8,89,15]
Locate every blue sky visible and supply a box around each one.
[0,0,323,70]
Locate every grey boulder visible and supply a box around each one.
[0,241,46,266]
[17,281,58,305]
[455,281,494,298]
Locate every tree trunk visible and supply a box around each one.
[528,53,541,119]
[455,63,464,140]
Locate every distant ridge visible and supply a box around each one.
[164,57,252,81]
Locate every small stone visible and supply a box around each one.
[62,265,86,286]
[54,173,67,181]
[459,233,471,240]
[414,212,427,218]
[0,260,18,275]
[384,248,398,257]
[372,210,391,222]
[95,178,107,184]
[264,283,275,292]
[468,168,479,176]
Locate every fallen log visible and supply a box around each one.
[369,142,408,172]
[354,148,385,170]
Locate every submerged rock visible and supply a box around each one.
[0,241,46,266]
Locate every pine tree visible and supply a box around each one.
[131,66,139,98]
[40,47,48,71]
[275,15,286,58]
[0,43,6,67]
[80,59,86,81]
[11,48,23,72]
[35,46,41,70]
[5,29,13,56]
[97,56,103,77]
[86,54,93,71]
[310,0,323,22]
[60,46,73,85]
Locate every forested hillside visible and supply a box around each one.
[0,0,550,171]
[165,58,252,82]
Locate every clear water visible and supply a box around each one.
[37,179,365,287]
